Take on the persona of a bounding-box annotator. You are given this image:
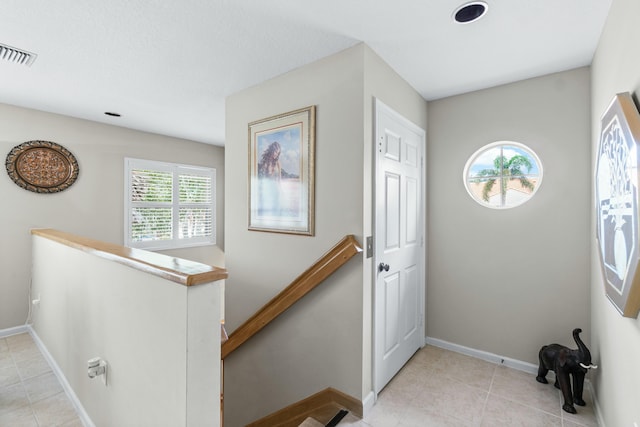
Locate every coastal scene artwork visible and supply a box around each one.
[248,106,315,235]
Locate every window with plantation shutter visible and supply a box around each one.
[125,158,215,250]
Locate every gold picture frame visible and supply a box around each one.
[248,106,315,235]
[595,92,640,318]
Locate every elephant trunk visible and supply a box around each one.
[573,328,598,369]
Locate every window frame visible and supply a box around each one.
[463,141,543,209]
[124,158,216,250]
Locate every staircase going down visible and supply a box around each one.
[300,409,349,427]
[224,236,364,427]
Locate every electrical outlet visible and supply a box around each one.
[88,358,108,386]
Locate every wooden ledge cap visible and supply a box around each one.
[31,228,227,286]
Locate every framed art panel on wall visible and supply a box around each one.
[248,106,315,236]
[595,92,640,318]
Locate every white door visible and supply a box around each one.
[374,99,425,394]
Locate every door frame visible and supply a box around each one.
[372,98,426,396]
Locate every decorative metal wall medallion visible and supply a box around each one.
[5,140,79,193]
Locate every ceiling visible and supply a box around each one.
[0,1,612,146]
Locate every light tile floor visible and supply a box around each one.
[1,332,82,427]
[2,333,599,427]
[340,345,599,427]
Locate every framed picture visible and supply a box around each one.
[248,106,315,235]
[595,92,640,318]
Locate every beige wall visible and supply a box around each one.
[427,67,591,363]
[0,103,225,330]
[224,44,366,427]
[591,0,640,425]
[224,44,427,425]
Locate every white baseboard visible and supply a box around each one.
[361,391,375,417]
[586,381,606,427]
[425,336,538,374]
[27,326,95,427]
[0,324,29,338]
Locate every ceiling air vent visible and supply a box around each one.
[0,43,37,66]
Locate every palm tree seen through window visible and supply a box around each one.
[464,142,542,209]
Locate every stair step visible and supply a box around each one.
[325,409,348,427]
[299,409,349,427]
[299,417,324,427]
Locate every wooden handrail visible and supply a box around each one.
[221,235,362,359]
[31,228,227,286]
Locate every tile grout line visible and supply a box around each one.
[491,365,567,422]
[477,364,498,427]
[2,333,82,427]
[3,336,40,425]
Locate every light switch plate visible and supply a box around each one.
[366,236,373,258]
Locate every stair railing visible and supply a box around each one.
[220,235,362,427]
[222,234,362,359]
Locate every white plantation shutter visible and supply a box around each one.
[125,159,215,249]
[130,169,173,243]
[179,173,213,239]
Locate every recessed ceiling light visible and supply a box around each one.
[104,112,121,117]
[453,1,488,24]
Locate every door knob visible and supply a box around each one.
[378,263,390,272]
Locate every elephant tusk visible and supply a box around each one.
[580,363,598,369]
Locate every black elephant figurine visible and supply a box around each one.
[536,328,598,414]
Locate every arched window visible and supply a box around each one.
[463,142,543,209]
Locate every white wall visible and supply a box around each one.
[0,103,225,330]
[427,67,591,363]
[223,44,427,425]
[591,0,640,425]
[31,235,223,426]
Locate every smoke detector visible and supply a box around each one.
[0,43,37,66]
